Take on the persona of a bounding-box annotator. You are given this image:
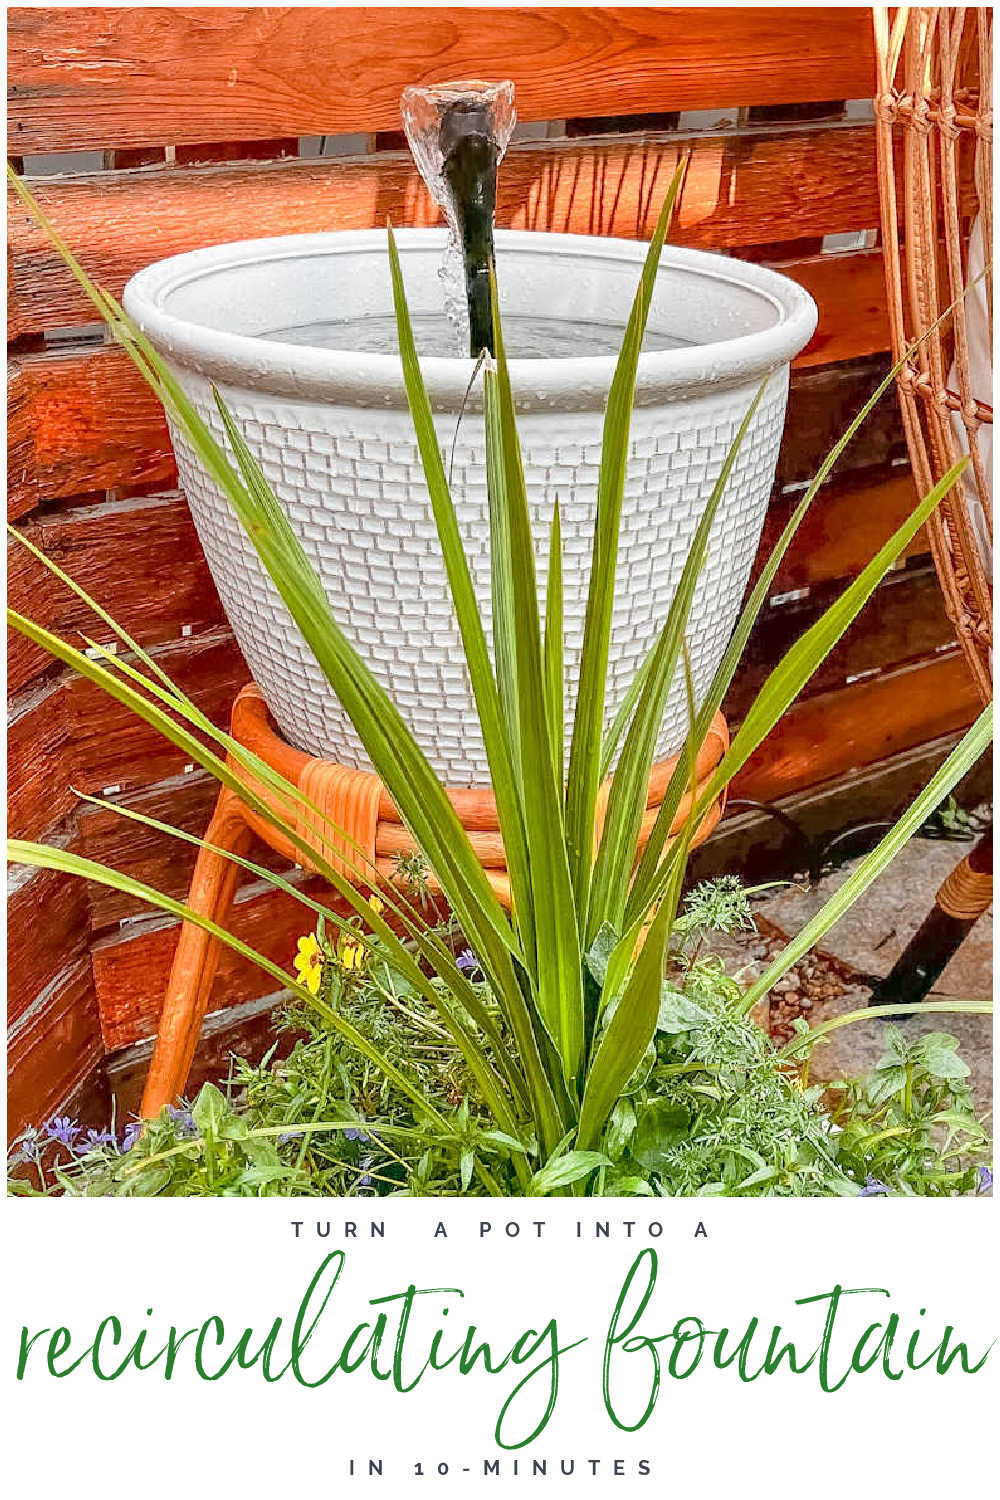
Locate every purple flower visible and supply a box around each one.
[166,1106,196,1137]
[977,1165,993,1194]
[278,1130,304,1146]
[44,1115,80,1148]
[43,1116,80,1146]
[76,1128,117,1153]
[359,1173,373,1188]
[344,1127,369,1143]
[859,1176,890,1197]
[120,1121,142,1153]
[17,1129,43,1165]
[456,948,481,976]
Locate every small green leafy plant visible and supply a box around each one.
[801,1023,990,1196]
[6,165,992,1196]
[10,880,990,1197]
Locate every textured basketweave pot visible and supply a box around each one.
[124,229,816,786]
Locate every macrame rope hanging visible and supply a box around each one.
[873,5,993,704]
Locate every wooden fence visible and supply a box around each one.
[6,7,982,1137]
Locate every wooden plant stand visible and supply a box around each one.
[140,684,730,1117]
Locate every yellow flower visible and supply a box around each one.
[293,932,323,996]
[339,941,364,973]
[368,894,384,920]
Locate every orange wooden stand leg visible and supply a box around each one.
[140,787,253,1118]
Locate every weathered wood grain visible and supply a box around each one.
[7,628,250,842]
[7,354,35,515]
[8,492,224,695]
[7,127,888,337]
[8,7,876,153]
[7,957,103,1144]
[7,674,76,842]
[7,347,177,517]
[7,862,90,1032]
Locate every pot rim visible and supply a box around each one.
[123,228,817,412]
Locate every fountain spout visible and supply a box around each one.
[401,80,515,356]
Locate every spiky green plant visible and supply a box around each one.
[6,165,992,1192]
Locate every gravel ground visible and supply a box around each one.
[707,832,993,1119]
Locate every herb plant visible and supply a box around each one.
[10,880,990,1197]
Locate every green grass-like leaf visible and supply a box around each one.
[563,159,687,924]
[587,379,766,942]
[544,498,565,793]
[486,277,585,1087]
[743,706,993,1013]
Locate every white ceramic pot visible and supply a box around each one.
[124,229,816,786]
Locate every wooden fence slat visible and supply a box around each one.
[92,877,335,1051]
[7,347,177,518]
[7,628,250,842]
[789,250,892,369]
[8,7,876,153]
[724,566,956,722]
[764,465,923,593]
[7,863,90,1032]
[7,675,75,842]
[732,651,980,805]
[9,341,902,536]
[7,957,103,1143]
[778,356,908,486]
[7,127,888,338]
[7,355,36,519]
[8,492,224,695]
